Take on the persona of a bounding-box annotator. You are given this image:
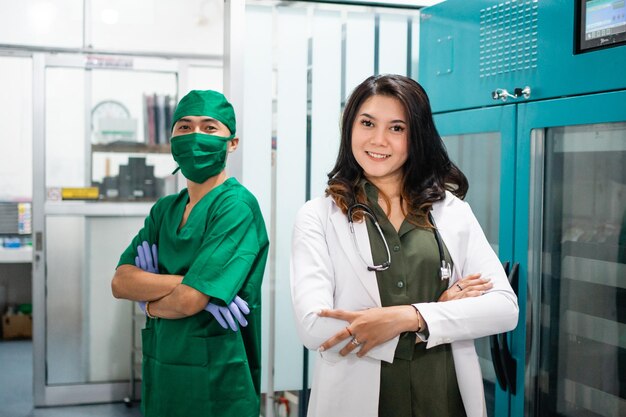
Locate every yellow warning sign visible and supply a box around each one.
[61,187,100,200]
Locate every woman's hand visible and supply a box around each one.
[318,305,419,357]
[438,273,493,302]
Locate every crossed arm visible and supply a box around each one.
[111,264,209,318]
[112,242,249,327]
[317,273,492,355]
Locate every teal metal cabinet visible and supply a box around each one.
[433,90,626,417]
[421,1,626,415]
[419,0,626,113]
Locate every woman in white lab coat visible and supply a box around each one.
[290,74,518,417]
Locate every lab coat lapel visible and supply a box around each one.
[329,208,382,307]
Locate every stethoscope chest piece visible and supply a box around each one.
[427,212,452,282]
[440,260,452,281]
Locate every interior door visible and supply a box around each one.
[32,53,179,406]
[435,104,517,417]
[514,90,626,417]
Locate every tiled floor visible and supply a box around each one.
[0,340,143,417]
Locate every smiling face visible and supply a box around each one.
[350,94,409,188]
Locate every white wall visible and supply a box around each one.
[0,56,33,200]
[0,0,83,48]
[91,0,223,55]
[0,0,223,55]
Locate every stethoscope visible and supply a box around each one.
[347,203,452,280]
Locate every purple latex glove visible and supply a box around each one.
[205,296,250,332]
[135,241,159,274]
[135,241,158,316]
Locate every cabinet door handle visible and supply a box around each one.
[490,333,508,390]
[490,261,520,393]
[509,262,520,297]
[502,261,510,276]
[35,231,43,251]
[498,331,517,394]
[499,262,520,394]
[490,261,512,391]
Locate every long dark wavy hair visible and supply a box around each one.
[326,74,468,225]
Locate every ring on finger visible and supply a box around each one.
[351,337,360,346]
[456,283,463,291]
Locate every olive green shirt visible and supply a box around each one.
[363,183,466,417]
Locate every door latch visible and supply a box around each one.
[491,86,531,101]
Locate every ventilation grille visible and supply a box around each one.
[479,0,539,78]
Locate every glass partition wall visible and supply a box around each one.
[241,2,421,415]
[242,5,421,416]
[43,62,178,389]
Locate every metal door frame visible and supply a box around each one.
[513,89,626,417]
[434,103,517,417]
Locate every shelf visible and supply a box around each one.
[0,246,32,263]
[92,143,170,154]
[44,201,153,216]
[561,249,625,290]
[561,241,625,263]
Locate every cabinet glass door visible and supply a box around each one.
[435,104,517,417]
[516,91,626,417]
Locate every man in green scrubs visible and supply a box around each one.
[111,90,269,417]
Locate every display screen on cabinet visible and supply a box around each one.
[576,0,626,53]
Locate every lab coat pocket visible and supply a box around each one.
[319,350,342,364]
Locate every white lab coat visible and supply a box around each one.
[290,191,519,417]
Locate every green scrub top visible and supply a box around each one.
[118,177,269,417]
[362,183,466,417]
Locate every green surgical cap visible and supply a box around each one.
[171,90,236,135]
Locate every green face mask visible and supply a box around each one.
[170,132,234,183]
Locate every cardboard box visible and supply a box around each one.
[2,313,32,340]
